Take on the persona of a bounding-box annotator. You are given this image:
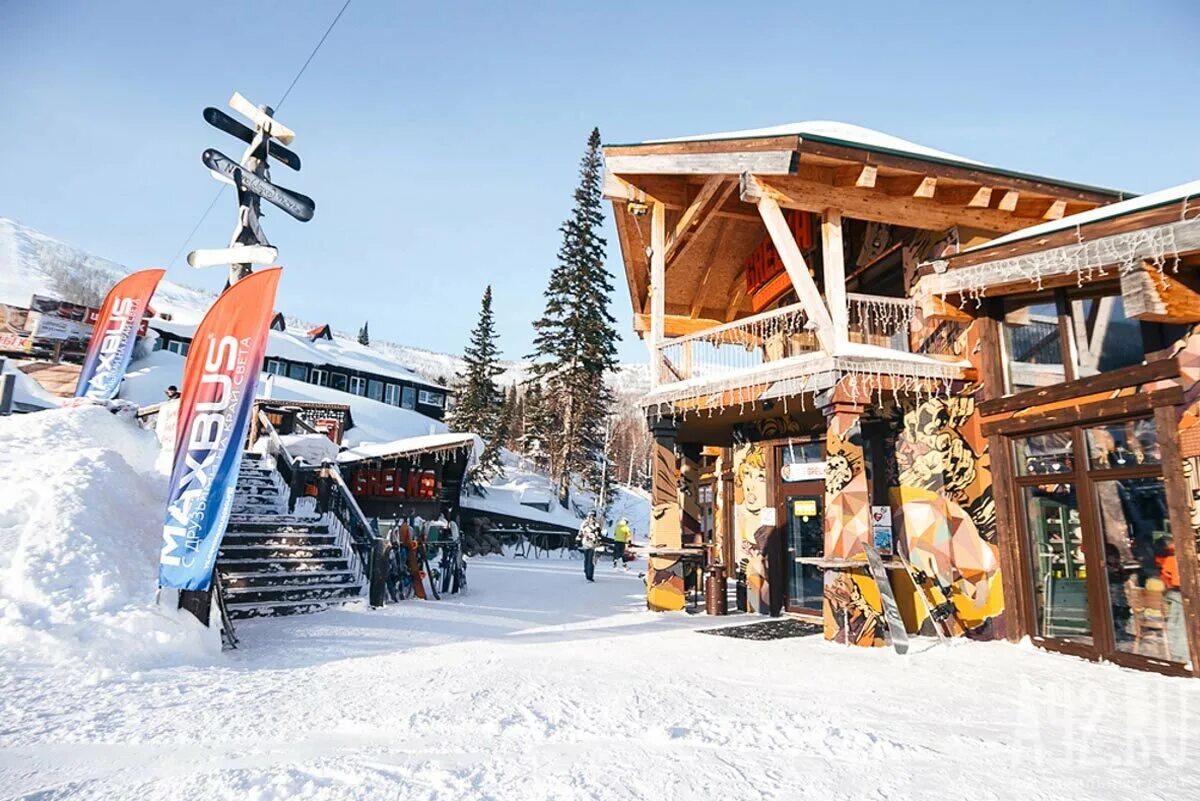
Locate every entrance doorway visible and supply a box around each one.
[773,441,825,614]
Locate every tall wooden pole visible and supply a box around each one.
[649,201,666,389]
[822,208,847,351]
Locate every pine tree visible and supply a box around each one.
[448,286,505,487]
[357,321,370,346]
[528,128,620,508]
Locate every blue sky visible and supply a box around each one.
[2,1,1198,362]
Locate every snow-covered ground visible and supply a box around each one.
[2,405,1199,800]
[4,554,1200,800]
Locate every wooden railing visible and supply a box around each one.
[652,294,964,390]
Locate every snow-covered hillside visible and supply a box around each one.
[0,216,651,398]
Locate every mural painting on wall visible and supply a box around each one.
[678,446,703,546]
[647,437,685,612]
[733,441,770,613]
[885,393,1005,640]
[822,415,887,646]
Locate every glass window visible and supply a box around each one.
[329,373,349,392]
[349,376,367,396]
[1003,300,1066,393]
[1023,482,1091,644]
[287,363,309,382]
[779,441,824,482]
[1014,431,1075,476]
[1086,418,1161,470]
[419,389,445,408]
[401,386,416,409]
[385,384,400,406]
[310,368,328,386]
[1070,295,1145,378]
[265,359,286,376]
[367,379,384,402]
[1094,477,1185,662]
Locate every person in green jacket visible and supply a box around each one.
[612,518,632,569]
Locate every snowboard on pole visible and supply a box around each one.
[187,244,278,269]
[202,148,315,222]
[203,107,302,170]
[863,544,909,655]
[229,91,296,143]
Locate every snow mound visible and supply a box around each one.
[0,405,217,668]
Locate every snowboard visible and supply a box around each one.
[203,107,302,170]
[187,244,278,268]
[400,523,426,600]
[201,148,315,222]
[229,91,296,144]
[863,544,909,655]
[905,559,960,643]
[421,543,441,601]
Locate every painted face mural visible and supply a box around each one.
[733,442,769,613]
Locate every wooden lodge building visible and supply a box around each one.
[604,121,1200,676]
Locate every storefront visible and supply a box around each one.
[922,180,1200,676]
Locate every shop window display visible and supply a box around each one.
[1023,482,1091,644]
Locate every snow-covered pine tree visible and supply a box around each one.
[448,286,505,487]
[528,128,620,508]
[357,321,370,346]
[520,381,553,473]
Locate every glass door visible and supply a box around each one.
[785,494,824,612]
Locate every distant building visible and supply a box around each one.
[149,314,451,421]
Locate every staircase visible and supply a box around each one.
[216,454,365,620]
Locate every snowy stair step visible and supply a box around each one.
[222,533,337,548]
[218,557,352,574]
[218,544,344,560]
[226,599,340,620]
[225,521,330,535]
[222,583,362,606]
[219,570,357,589]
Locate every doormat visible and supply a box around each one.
[698,618,822,641]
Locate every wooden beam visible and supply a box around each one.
[821,208,848,349]
[913,176,938,199]
[749,178,836,351]
[968,186,993,208]
[606,150,797,176]
[649,201,666,388]
[1043,199,1068,220]
[1121,260,1200,323]
[752,173,1027,234]
[666,179,736,267]
[998,190,1020,212]
[634,313,727,338]
[855,164,877,188]
[724,281,747,321]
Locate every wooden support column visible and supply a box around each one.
[649,200,666,388]
[822,208,848,351]
[743,174,836,351]
[1155,405,1200,675]
[647,418,685,611]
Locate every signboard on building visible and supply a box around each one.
[782,460,826,482]
[871,505,893,554]
[348,466,438,500]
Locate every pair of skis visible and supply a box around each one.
[862,545,959,655]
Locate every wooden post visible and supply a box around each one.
[752,188,836,352]
[649,201,666,388]
[1155,405,1200,675]
[647,417,685,611]
[822,208,847,351]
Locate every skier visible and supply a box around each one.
[578,511,601,582]
[612,517,632,569]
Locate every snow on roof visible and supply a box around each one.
[146,319,448,390]
[117,350,447,445]
[644,120,986,166]
[339,432,482,465]
[960,179,1200,255]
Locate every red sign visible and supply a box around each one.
[349,467,438,500]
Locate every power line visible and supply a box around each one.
[166,0,353,268]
